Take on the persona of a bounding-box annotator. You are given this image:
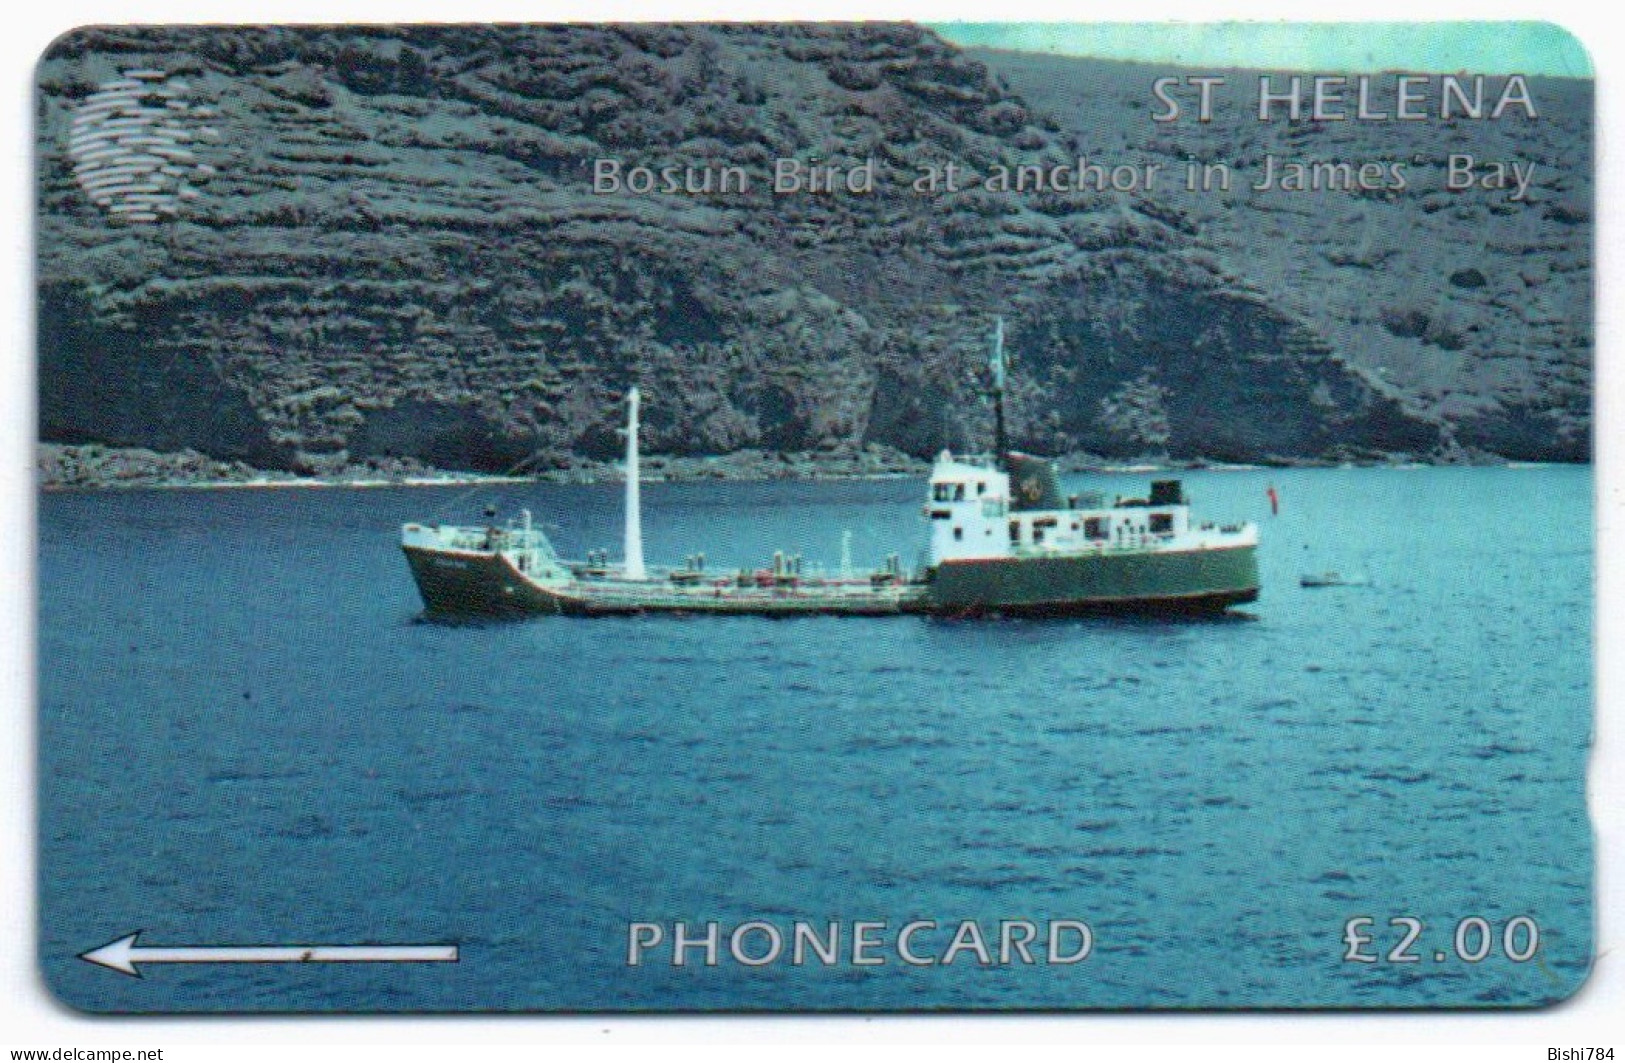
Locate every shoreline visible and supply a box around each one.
[36,441,1541,492]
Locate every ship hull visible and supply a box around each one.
[403,545,569,617]
[405,542,1257,619]
[925,545,1259,617]
[403,545,922,617]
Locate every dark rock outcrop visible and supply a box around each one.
[36,25,1590,477]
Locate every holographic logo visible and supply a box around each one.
[67,69,218,223]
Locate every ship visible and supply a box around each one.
[401,322,1259,618]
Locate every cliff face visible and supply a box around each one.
[36,25,1590,474]
[976,49,1592,463]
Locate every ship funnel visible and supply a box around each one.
[623,387,646,580]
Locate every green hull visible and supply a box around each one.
[925,545,1258,616]
[403,545,568,617]
[405,544,1258,619]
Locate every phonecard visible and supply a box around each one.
[36,22,1592,1012]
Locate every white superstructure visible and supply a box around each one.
[925,455,1010,562]
[924,452,1254,566]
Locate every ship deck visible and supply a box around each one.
[558,575,928,615]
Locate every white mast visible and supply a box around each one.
[623,387,646,580]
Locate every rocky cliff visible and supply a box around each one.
[975,48,1592,463]
[36,25,1592,478]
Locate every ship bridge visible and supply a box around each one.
[925,452,1012,563]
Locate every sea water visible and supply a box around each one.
[37,466,1593,1011]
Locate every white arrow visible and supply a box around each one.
[80,931,459,978]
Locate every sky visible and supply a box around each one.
[930,22,1593,77]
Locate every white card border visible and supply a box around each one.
[5,0,1619,1052]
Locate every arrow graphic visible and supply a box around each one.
[79,931,459,978]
